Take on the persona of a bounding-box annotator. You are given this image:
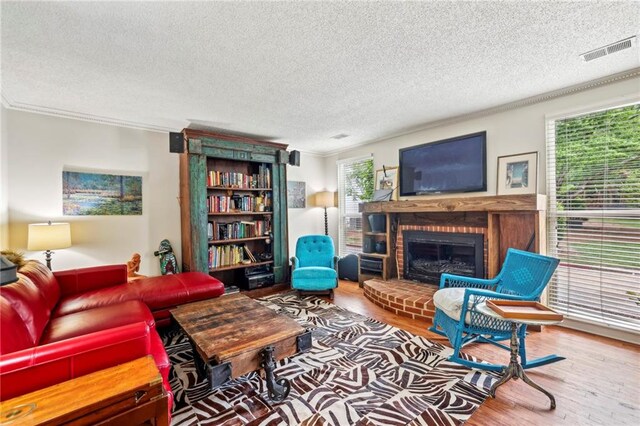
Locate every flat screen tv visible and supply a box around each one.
[399,131,487,196]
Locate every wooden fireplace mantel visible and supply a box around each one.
[362,194,546,214]
[359,194,548,280]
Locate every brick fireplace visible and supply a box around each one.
[360,194,547,320]
[397,225,487,284]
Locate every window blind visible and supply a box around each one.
[337,155,373,256]
[546,102,640,333]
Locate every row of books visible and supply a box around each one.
[207,219,271,241]
[207,164,271,189]
[208,195,256,213]
[208,244,259,269]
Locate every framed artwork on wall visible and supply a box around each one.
[287,180,306,208]
[375,166,399,200]
[63,171,142,215]
[496,152,538,195]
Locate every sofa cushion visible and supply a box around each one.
[0,297,35,354]
[54,272,225,318]
[19,260,60,313]
[131,272,225,310]
[0,275,51,346]
[54,264,128,297]
[42,300,155,344]
[53,283,139,317]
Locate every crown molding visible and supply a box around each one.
[1,94,177,134]
[3,67,639,154]
[317,67,640,157]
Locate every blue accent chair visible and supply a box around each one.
[429,248,564,372]
[290,235,339,299]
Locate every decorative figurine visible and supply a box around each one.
[127,252,147,280]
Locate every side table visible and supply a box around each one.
[0,356,168,425]
[477,302,562,409]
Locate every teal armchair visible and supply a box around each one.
[290,235,339,299]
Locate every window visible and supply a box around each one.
[337,155,374,256]
[546,102,640,334]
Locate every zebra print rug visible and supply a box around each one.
[162,293,499,425]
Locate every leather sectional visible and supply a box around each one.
[0,260,225,416]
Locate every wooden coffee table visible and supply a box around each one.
[170,293,311,401]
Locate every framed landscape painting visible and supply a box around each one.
[63,171,142,215]
[497,152,538,195]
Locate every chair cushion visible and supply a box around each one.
[42,300,155,344]
[292,266,337,280]
[433,288,477,324]
[292,266,337,291]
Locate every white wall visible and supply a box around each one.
[0,106,9,249]
[325,76,640,238]
[5,109,180,275]
[286,151,338,252]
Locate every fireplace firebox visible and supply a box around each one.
[403,231,484,284]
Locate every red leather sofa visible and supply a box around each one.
[0,260,225,415]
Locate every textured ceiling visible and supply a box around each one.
[1,1,639,154]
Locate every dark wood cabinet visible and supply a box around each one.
[177,130,291,287]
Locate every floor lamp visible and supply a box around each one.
[316,191,335,236]
[27,221,72,270]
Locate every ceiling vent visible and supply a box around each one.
[331,133,349,139]
[580,36,636,62]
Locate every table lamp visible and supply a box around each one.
[316,191,335,236]
[27,221,72,270]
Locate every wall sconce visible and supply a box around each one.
[27,221,72,270]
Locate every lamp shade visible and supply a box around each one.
[316,191,335,208]
[27,222,72,251]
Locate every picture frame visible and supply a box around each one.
[286,180,306,208]
[375,166,399,200]
[63,171,142,215]
[496,152,538,195]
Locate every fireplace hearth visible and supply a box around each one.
[403,230,484,284]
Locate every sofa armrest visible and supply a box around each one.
[0,322,152,400]
[54,264,128,297]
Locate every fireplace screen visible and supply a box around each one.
[403,231,484,284]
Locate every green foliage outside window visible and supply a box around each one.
[555,104,640,210]
[345,160,374,202]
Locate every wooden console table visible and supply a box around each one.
[0,356,168,425]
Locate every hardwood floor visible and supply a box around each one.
[327,280,640,425]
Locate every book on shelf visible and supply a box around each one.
[243,245,257,263]
[208,219,271,241]
[207,164,271,189]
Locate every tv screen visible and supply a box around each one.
[399,131,487,196]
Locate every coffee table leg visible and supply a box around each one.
[261,346,290,402]
[208,362,232,389]
[187,338,206,377]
